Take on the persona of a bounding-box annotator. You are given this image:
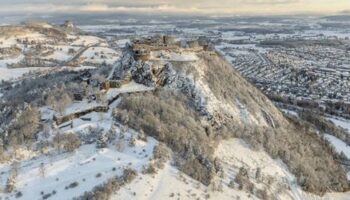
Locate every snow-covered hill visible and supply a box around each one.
[0,22,121,82]
[0,32,349,200]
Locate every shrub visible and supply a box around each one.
[53,133,81,152]
[96,134,108,148]
[75,168,137,200]
[228,180,235,188]
[15,191,22,198]
[234,167,254,193]
[153,143,169,163]
[67,181,79,189]
[128,137,136,147]
[7,105,40,145]
[42,193,52,200]
[6,175,16,193]
[120,168,137,183]
[299,110,350,145]
[96,173,102,178]
[142,164,157,174]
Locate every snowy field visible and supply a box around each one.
[71,36,107,46]
[80,47,121,65]
[0,67,51,81]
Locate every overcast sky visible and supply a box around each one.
[1,0,349,15]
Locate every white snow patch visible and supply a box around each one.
[215,138,304,200]
[151,51,198,62]
[71,36,105,46]
[327,117,350,134]
[106,81,154,100]
[324,134,350,158]
[0,67,50,81]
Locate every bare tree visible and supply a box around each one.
[6,161,20,193]
[116,139,125,152]
[39,163,46,178]
[56,93,72,115]
[96,133,108,149]
[255,167,262,182]
[54,133,81,152]
[15,105,40,142]
[6,175,16,193]
[42,123,51,139]
[53,129,61,153]
[46,87,72,115]
[10,161,20,177]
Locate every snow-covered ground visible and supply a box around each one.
[150,51,198,62]
[215,138,303,200]
[327,117,350,133]
[215,138,350,200]
[117,138,350,200]
[0,54,25,68]
[115,162,211,200]
[43,45,80,62]
[0,33,50,48]
[324,134,350,158]
[63,100,103,116]
[106,81,155,100]
[0,67,51,81]
[80,47,121,65]
[0,25,122,82]
[115,39,131,48]
[1,90,158,199]
[0,134,158,200]
[281,109,299,117]
[71,36,106,46]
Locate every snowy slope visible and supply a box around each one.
[116,138,350,200]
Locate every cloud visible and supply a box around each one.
[340,9,350,14]
[236,0,299,4]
